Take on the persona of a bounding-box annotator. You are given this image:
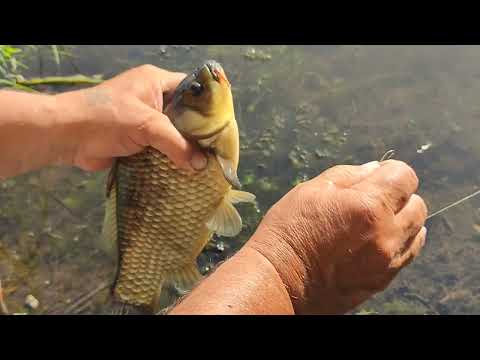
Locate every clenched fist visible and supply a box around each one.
[246,160,427,314]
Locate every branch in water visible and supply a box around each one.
[0,79,39,93]
[63,281,110,314]
[16,74,103,86]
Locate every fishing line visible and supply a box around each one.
[426,189,480,220]
[379,149,480,221]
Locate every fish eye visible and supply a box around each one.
[190,81,203,96]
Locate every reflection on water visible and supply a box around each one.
[2,45,480,314]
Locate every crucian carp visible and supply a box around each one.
[102,60,256,313]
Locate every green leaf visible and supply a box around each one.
[0,79,15,86]
[14,60,28,70]
[10,57,17,72]
[12,83,38,92]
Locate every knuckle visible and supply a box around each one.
[377,242,395,264]
[413,194,428,220]
[401,195,428,233]
[138,113,160,143]
[390,252,412,271]
[290,182,324,218]
[138,64,158,74]
[322,165,352,180]
[350,193,386,230]
[388,160,419,188]
[404,165,419,189]
[293,181,316,199]
[326,164,348,175]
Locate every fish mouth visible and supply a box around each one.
[170,60,228,108]
[204,60,230,86]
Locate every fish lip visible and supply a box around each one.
[204,60,223,82]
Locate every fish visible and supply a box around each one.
[102,60,256,314]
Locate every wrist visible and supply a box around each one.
[55,86,120,169]
[53,88,103,167]
[169,245,295,315]
[233,246,295,314]
[245,224,308,314]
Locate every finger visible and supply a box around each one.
[138,65,186,94]
[77,158,114,172]
[355,226,426,293]
[161,72,187,95]
[390,226,427,270]
[148,70,186,109]
[311,161,381,188]
[352,159,419,214]
[139,106,206,171]
[158,71,187,106]
[394,194,428,241]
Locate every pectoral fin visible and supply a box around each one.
[216,155,242,189]
[101,161,119,258]
[206,189,256,237]
[206,196,243,237]
[227,190,256,204]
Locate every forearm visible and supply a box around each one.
[0,90,87,179]
[168,246,295,315]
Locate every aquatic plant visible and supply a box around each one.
[0,45,102,92]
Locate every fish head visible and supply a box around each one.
[166,60,235,140]
[166,60,241,189]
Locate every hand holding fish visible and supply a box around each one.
[62,64,207,172]
[170,160,428,315]
[0,65,207,179]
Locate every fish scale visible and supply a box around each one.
[112,146,230,309]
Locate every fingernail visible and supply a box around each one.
[190,152,207,171]
[361,161,380,171]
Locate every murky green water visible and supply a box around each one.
[2,45,480,314]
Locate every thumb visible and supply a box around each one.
[139,107,207,171]
[311,161,381,188]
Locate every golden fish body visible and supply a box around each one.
[111,148,229,309]
[103,60,255,313]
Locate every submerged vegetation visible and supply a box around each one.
[2,45,480,314]
[0,45,103,93]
